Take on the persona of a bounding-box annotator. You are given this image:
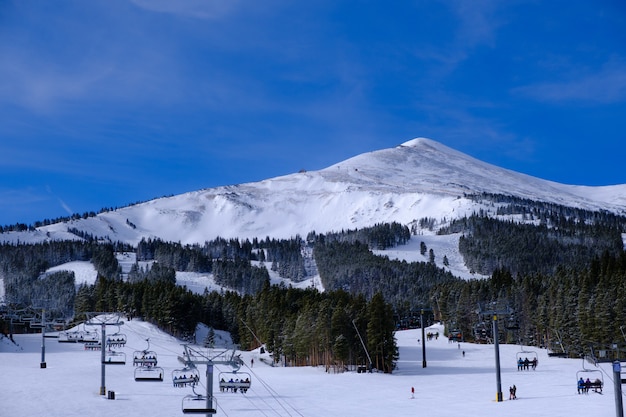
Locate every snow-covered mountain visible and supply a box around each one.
[5,138,626,246]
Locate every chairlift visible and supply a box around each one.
[103,350,126,365]
[448,329,463,342]
[133,339,158,367]
[134,366,164,381]
[20,314,36,322]
[80,330,100,343]
[29,320,46,329]
[84,341,102,351]
[218,371,251,393]
[515,349,538,370]
[473,322,490,343]
[576,356,603,393]
[58,331,83,343]
[106,330,127,348]
[505,316,520,331]
[181,392,217,415]
[172,367,200,388]
[52,318,67,328]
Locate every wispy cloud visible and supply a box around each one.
[446,0,504,49]
[0,54,113,113]
[513,58,626,104]
[128,0,240,19]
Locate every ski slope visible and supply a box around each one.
[0,319,620,417]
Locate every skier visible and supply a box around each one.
[577,377,585,394]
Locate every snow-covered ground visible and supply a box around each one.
[373,232,489,280]
[0,319,621,417]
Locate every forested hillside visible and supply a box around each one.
[432,251,626,360]
[72,278,398,373]
[2,197,626,367]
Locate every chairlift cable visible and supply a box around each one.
[213,363,286,417]
[237,363,304,417]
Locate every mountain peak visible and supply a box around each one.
[4,137,626,246]
[399,137,434,147]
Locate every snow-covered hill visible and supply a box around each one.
[0,318,619,417]
[4,137,626,247]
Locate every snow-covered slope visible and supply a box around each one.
[0,319,619,417]
[4,138,626,246]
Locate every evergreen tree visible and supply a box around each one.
[366,292,398,373]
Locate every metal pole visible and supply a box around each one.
[352,319,373,371]
[100,324,106,395]
[40,309,47,368]
[421,310,427,368]
[614,361,624,417]
[207,363,214,416]
[493,314,503,402]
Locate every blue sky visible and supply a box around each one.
[1,0,625,226]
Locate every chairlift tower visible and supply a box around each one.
[177,344,246,414]
[419,308,432,368]
[84,313,125,395]
[29,301,58,369]
[28,308,52,368]
[478,303,512,403]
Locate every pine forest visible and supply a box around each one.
[2,195,626,371]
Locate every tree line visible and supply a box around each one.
[431,250,626,358]
[73,277,398,373]
[3,194,626,367]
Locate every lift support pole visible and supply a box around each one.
[478,304,511,403]
[492,314,503,402]
[85,313,124,396]
[421,310,427,368]
[179,344,245,415]
[614,362,624,417]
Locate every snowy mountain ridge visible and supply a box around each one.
[5,137,626,246]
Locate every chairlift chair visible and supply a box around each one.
[576,356,604,393]
[103,350,126,365]
[172,367,200,388]
[505,317,520,331]
[448,329,463,342]
[20,313,36,322]
[133,351,158,367]
[133,339,158,366]
[516,349,538,370]
[218,371,251,393]
[84,340,102,351]
[106,332,127,349]
[58,331,82,343]
[80,330,100,343]
[134,366,164,381]
[181,393,217,415]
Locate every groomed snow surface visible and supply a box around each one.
[0,320,619,417]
